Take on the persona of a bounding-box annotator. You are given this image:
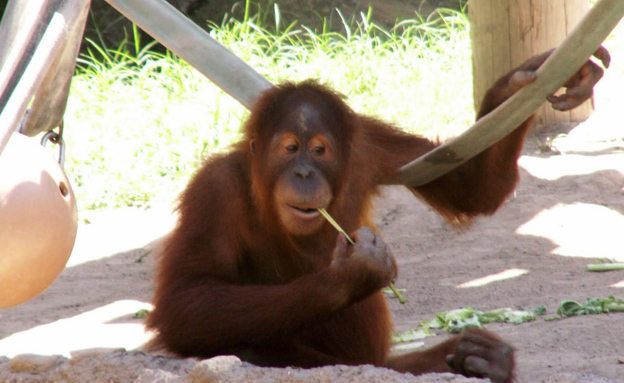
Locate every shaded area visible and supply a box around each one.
[0,0,467,57]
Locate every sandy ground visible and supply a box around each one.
[0,113,622,382]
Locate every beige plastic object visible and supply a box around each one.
[0,133,77,308]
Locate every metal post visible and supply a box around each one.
[105,0,274,110]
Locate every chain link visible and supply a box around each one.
[40,120,66,168]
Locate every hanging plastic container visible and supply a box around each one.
[0,132,77,308]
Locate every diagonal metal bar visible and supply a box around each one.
[105,0,274,110]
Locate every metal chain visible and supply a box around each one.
[40,120,66,168]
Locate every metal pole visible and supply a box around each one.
[0,13,67,157]
[0,0,52,110]
[0,0,90,156]
[105,0,274,110]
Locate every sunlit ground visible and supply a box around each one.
[516,110,623,268]
[516,151,624,290]
[458,127,624,290]
[516,202,624,262]
[67,205,176,268]
[456,269,530,288]
[0,300,153,357]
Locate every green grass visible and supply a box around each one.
[63,6,475,212]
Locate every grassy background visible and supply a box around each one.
[63,4,622,214]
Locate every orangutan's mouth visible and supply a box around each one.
[289,205,321,219]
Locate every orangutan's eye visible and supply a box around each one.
[313,146,326,155]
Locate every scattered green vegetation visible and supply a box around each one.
[392,327,434,343]
[392,296,624,350]
[587,259,624,272]
[136,249,153,263]
[557,296,624,317]
[392,305,542,350]
[65,4,474,212]
[133,309,151,319]
[587,263,624,271]
[391,327,433,351]
[393,297,624,346]
[420,306,543,333]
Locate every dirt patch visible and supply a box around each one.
[0,352,495,383]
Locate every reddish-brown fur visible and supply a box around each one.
[146,49,608,383]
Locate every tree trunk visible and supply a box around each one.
[469,0,592,126]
